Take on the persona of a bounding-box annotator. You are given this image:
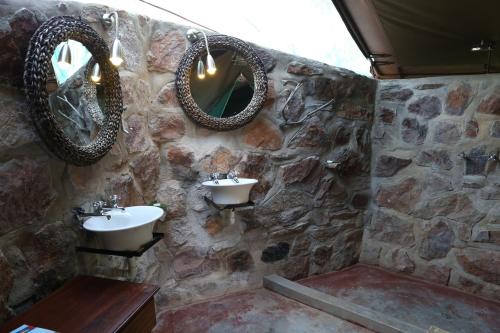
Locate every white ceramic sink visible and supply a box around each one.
[83,206,164,251]
[202,178,258,205]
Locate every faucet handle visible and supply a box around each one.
[210,173,220,184]
[93,200,105,212]
[227,170,239,183]
[109,194,121,207]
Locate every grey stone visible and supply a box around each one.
[490,121,500,138]
[375,178,422,214]
[287,61,323,76]
[433,121,461,144]
[380,86,414,101]
[374,155,411,177]
[414,193,484,225]
[401,118,427,145]
[463,175,486,189]
[370,209,415,246]
[418,218,454,260]
[261,242,290,262]
[408,95,442,119]
[416,150,453,170]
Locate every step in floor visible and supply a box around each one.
[299,264,500,333]
[153,287,373,333]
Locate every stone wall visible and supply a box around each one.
[361,75,500,301]
[0,0,375,323]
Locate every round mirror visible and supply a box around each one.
[24,16,123,166]
[176,35,267,131]
[190,49,254,119]
[47,40,105,146]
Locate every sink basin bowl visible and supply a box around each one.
[83,206,164,251]
[202,178,258,205]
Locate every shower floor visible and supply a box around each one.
[299,264,500,333]
[153,287,372,333]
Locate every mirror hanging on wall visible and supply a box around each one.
[190,49,254,118]
[47,40,106,146]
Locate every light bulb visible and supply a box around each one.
[206,53,216,75]
[90,63,101,83]
[110,38,124,67]
[57,41,72,67]
[197,58,205,79]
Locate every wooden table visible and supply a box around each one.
[1,276,159,333]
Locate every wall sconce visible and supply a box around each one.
[186,28,216,79]
[90,63,101,83]
[102,12,124,67]
[57,41,72,67]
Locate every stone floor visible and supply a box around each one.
[300,264,500,333]
[153,287,373,333]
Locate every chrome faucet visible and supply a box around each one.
[101,194,125,212]
[227,170,239,183]
[210,172,221,184]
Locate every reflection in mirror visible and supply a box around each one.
[47,39,105,146]
[190,49,254,118]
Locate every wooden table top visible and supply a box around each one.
[1,276,159,333]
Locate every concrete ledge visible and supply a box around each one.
[263,274,427,333]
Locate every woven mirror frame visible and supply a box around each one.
[24,16,123,166]
[176,35,267,131]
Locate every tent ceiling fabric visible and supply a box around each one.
[333,0,500,78]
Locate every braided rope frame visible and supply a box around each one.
[176,35,267,131]
[24,16,123,166]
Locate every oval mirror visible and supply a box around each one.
[176,35,267,131]
[47,40,105,146]
[24,16,123,166]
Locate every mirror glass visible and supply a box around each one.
[47,39,105,145]
[190,49,254,118]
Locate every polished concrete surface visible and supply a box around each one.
[154,287,373,333]
[300,264,500,333]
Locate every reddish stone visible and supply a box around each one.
[203,214,224,235]
[129,148,160,199]
[477,95,500,115]
[0,251,13,313]
[465,119,479,138]
[312,246,333,266]
[333,126,351,146]
[433,121,461,144]
[157,82,178,106]
[147,29,187,72]
[446,83,471,115]
[408,95,442,119]
[287,61,323,76]
[379,107,396,124]
[391,249,415,274]
[289,116,327,148]
[201,147,241,173]
[148,112,186,144]
[281,256,310,280]
[244,119,283,150]
[337,103,371,121]
[227,250,253,272]
[374,155,411,177]
[351,193,369,209]
[375,178,422,214]
[120,76,151,106]
[424,174,453,194]
[420,264,451,285]
[124,114,148,153]
[173,247,218,279]
[281,156,319,185]
[0,159,55,235]
[167,146,193,168]
[456,248,500,284]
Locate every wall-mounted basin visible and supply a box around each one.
[202,178,258,205]
[83,206,164,251]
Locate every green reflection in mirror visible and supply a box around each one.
[190,49,254,118]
